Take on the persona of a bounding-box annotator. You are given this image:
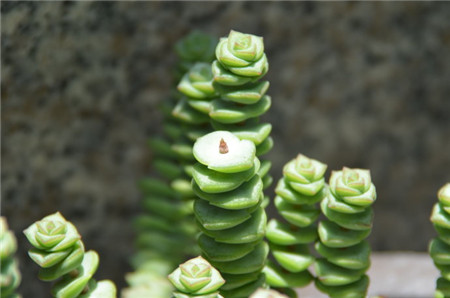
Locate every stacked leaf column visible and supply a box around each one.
[125,31,217,297]
[315,168,376,297]
[192,131,268,298]
[189,30,274,297]
[264,154,327,295]
[430,183,450,298]
[210,30,273,195]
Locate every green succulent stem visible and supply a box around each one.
[192,131,268,297]
[315,167,376,297]
[430,183,450,298]
[0,217,21,298]
[211,30,273,192]
[264,154,327,295]
[23,212,116,298]
[125,31,218,298]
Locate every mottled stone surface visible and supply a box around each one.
[2,2,450,296]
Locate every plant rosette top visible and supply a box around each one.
[193,131,256,174]
[215,30,268,79]
[329,168,376,208]
[168,256,225,298]
[283,154,327,196]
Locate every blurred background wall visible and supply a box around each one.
[2,2,450,296]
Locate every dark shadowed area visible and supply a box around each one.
[2,2,450,296]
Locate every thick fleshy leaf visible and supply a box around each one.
[211,60,253,86]
[315,274,369,298]
[318,220,371,248]
[198,234,257,262]
[38,241,85,281]
[192,158,260,194]
[220,271,260,291]
[270,243,314,273]
[51,251,99,297]
[263,261,313,288]
[193,175,262,210]
[430,238,450,265]
[321,197,373,231]
[314,258,367,286]
[219,273,265,298]
[194,199,252,230]
[439,183,450,207]
[172,99,210,125]
[275,179,325,205]
[193,131,256,173]
[315,241,371,270]
[215,81,269,105]
[325,191,366,214]
[275,196,320,228]
[198,208,266,244]
[211,120,271,146]
[210,241,268,274]
[265,219,317,245]
[431,203,450,229]
[209,95,271,124]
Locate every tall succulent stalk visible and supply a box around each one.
[210,30,273,195]
[192,131,268,297]
[125,31,218,298]
[23,212,116,298]
[1,217,21,298]
[264,154,327,296]
[315,168,376,297]
[430,183,450,298]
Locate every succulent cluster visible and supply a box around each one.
[315,168,376,297]
[23,212,116,298]
[211,30,273,193]
[430,183,450,298]
[168,256,225,298]
[192,131,268,297]
[0,217,21,298]
[264,154,327,295]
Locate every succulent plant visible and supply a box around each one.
[264,154,327,294]
[126,31,218,298]
[315,168,376,297]
[168,256,225,298]
[192,131,268,297]
[0,217,21,298]
[23,212,116,298]
[430,183,450,298]
[211,30,273,194]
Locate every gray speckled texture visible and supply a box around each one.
[2,2,450,296]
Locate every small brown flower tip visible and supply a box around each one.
[219,138,229,154]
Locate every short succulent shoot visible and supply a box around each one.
[264,154,327,294]
[24,212,116,298]
[168,256,225,298]
[316,167,376,297]
[1,217,21,298]
[430,183,450,298]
